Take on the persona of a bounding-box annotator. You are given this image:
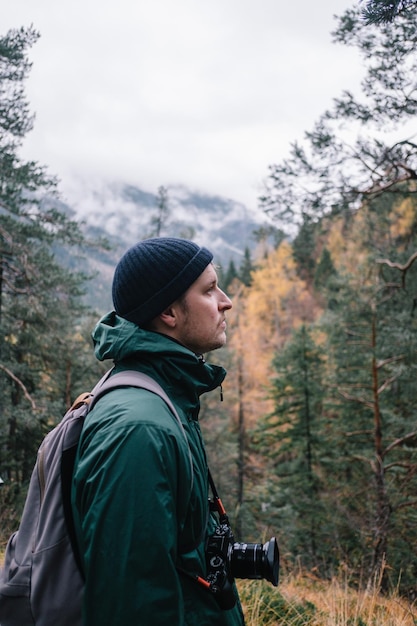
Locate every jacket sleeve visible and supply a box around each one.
[72,391,193,626]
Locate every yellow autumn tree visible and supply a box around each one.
[228,241,320,427]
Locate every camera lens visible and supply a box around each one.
[230,537,279,586]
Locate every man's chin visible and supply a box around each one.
[191,332,228,355]
[211,334,228,351]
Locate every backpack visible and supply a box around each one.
[0,369,191,626]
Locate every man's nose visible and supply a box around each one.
[219,290,232,310]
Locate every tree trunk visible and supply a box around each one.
[236,355,245,540]
[368,314,391,588]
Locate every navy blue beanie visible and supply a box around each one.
[112,237,213,326]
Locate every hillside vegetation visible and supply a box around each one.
[238,573,417,625]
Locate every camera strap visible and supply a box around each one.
[177,467,234,598]
[208,467,229,524]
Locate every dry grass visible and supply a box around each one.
[238,571,417,626]
[2,548,416,625]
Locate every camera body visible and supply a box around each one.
[205,519,279,610]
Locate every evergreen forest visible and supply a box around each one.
[1,3,417,614]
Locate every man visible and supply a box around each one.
[71,237,245,625]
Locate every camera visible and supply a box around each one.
[205,519,279,610]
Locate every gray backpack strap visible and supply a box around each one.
[90,370,194,490]
[90,371,175,414]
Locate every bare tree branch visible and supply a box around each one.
[376,250,417,273]
[376,250,417,288]
[0,364,37,410]
[338,389,374,410]
[384,430,417,456]
[376,354,406,369]
[377,374,402,395]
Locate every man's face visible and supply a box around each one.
[173,264,232,355]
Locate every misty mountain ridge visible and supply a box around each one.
[66,180,267,261]
[60,180,270,313]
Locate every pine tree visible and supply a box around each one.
[222,259,238,291]
[361,0,417,24]
[149,185,170,237]
[239,247,254,287]
[0,28,100,519]
[292,217,318,283]
[255,325,326,569]
[260,5,417,231]
[319,206,417,589]
[313,247,336,291]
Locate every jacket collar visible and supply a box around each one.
[92,312,226,414]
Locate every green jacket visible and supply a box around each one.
[71,312,245,626]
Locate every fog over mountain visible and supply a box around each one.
[60,180,271,313]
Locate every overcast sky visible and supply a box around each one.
[3,0,363,212]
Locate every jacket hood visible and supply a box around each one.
[92,312,227,404]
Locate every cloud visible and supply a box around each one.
[3,0,361,210]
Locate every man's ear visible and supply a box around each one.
[158,306,177,328]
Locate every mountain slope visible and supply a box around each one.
[61,180,269,313]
